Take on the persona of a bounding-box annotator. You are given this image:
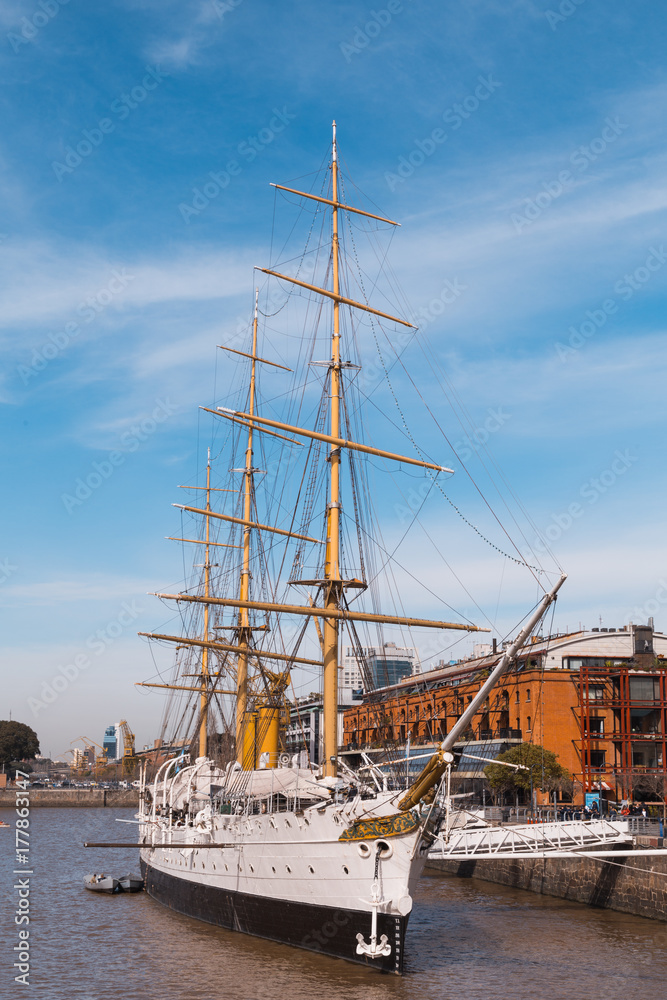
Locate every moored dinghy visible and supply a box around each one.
[118,873,144,892]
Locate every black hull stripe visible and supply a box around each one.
[140,859,408,974]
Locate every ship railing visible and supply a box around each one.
[177,759,218,817]
[213,767,324,817]
[215,789,315,816]
[148,756,181,828]
[147,757,225,835]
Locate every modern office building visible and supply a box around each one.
[103,723,121,762]
[340,641,420,701]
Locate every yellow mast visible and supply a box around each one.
[236,289,259,763]
[198,451,211,758]
[146,127,491,776]
[323,121,341,779]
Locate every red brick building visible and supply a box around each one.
[342,622,667,804]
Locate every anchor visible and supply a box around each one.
[355,848,391,959]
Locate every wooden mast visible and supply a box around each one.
[198,451,212,758]
[323,121,341,779]
[146,129,489,776]
[236,289,259,763]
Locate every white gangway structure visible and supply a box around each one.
[427,815,638,861]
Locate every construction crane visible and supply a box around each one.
[118,720,137,777]
[71,737,108,778]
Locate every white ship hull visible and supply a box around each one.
[138,769,428,973]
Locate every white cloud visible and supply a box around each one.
[0,241,256,333]
[141,0,229,70]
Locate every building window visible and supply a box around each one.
[526,716,531,731]
[629,678,659,702]
[589,717,604,734]
[568,658,626,669]
[526,689,531,703]
[589,750,605,769]
[515,691,520,703]
[583,685,605,701]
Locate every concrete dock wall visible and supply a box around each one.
[0,789,139,807]
[426,849,667,921]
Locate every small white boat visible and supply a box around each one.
[84,873,119,894]
[118,874,144,893]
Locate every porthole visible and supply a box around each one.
[357,842,371,859]
[285,865,292,873]
[249,864,254,873]
[271,866,276,874]
[342,865,349,875]
[285,819,291,828]
[308,865,315,874]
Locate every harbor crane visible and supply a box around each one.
[71,737,108,778]
[118,720,137,776]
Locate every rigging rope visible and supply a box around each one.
[339,196,543,577]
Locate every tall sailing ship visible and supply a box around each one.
[136,124,565,973]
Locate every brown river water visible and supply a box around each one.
[1,807,666,999]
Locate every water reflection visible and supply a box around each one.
[1,808,665,1000]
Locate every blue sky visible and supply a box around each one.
[1,0,667,757]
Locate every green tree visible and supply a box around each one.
[484,742,570,796]
[0,721,40,771]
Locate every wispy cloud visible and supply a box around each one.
[141,0,231,70]
[0,242,255,332]
[0,574,156,606]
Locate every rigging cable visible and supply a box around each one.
[339,198,544,581]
